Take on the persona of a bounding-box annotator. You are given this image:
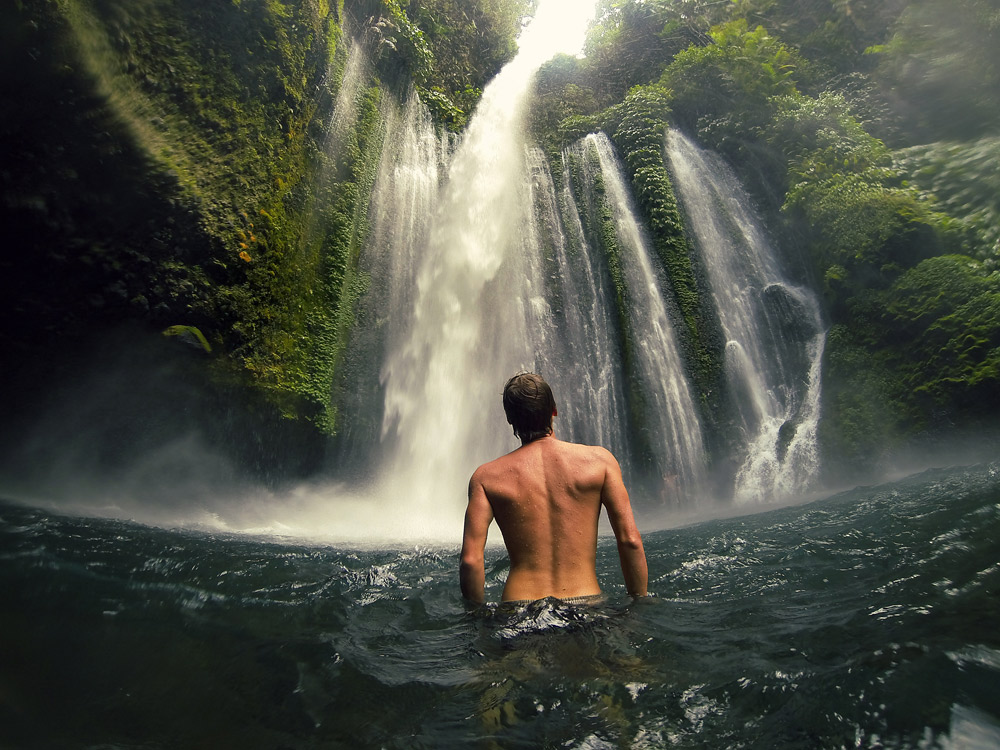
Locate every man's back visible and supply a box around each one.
[462,434,647,603]
[472,436,605,600]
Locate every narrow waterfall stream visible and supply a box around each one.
[325,42,370,163]
[524,146,632,473]
[559,133,708,497]
[666,130,826,502]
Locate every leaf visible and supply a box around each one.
[163,325,213,353]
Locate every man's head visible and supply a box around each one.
[502,372,557,444]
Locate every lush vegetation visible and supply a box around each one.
[2,0,997,480]
[574,86,725,407]
[348,0,532,128]
[528,0,1000,477]
[1,0,528,464]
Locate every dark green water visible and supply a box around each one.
[2,463,999,749]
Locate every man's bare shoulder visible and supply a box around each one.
[470,448,522,485]
[554,439,619,466]
[470,457,498,480]
[471,438,619,481]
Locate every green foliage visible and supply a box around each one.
[768,92,891,176]
[821,254,1000,470]
[818,323,904,475]
[788,171,940,290]
[661,19,802,153]
[721,0,907,71]
[893,137,1000,264]
[377,0,435,82]
[368,0,531,129]
[923,292,1000,400]
[605,4,1000,462]
[878,256,1000,413]
[4,0,364,430]
[600,85,725,407]
[529,54,601,161]
[867,0,1000,142]
[584,0,709,105]
[299,85,384,431]
[882,255,994,334]
[772,91,946,309]
[412,0,532,127]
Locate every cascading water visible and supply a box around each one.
[522,146,632,473]
[665,129,826,502]
[364,0,602,532]
[358,108,708,519]
[558,134,708,498]
[325,42,370,162]
[334,5,825,530]
[334,79,452,465]
[302,42,372,271]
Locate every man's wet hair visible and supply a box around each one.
[503,372,556,444]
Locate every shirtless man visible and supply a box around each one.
[460,372,648,604]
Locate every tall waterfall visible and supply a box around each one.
[665,130,826,503]
[328,10,827,537]
[356,116,711,524]
[558,134,708,497]
[358,0,602,533]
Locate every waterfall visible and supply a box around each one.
[556,134,708,497]
[361,119,709,518]
[363,0,601,531]
[665,130,826,502]
[325,42,370,160]
[523,147,632,473]
[332,82,451,469]
[331,7,825,534]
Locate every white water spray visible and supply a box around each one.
[374,0,601,533]
[585,133,708,495]
[525,146,631,468]
[325,42,370,159]
[666,130,826,502]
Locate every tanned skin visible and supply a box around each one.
[460,419,648,604]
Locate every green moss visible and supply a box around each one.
[599,86,725,411]
[298,84,385,432]
[563,142,651,465]
[360,0,531,130]
[660,18,803,165]
[818,324,904,477]
[820,254,1000,467]
[3,0,365,430]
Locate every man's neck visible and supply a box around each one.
[520,431,554,448]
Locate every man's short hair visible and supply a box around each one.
[503,372,556,443]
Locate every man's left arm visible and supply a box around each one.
[600,450,648,597]
[460,471,493,604]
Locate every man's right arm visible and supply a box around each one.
[599,450,648,597]
[460,470,494,604]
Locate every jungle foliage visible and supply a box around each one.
[529,0,999,476]
[1,0,529,450]
[3,0,998,478]
[350,0,533,128]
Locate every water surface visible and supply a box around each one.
[2,463,998,748]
